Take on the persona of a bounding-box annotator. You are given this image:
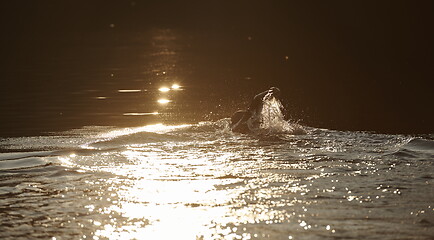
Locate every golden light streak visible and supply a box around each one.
[171,84,180,90]
[118,89,142,93]
[158,87,170,92]
[123,112,159,116]
[157,99,171,104]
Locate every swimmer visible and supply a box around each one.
[231,87,282,133]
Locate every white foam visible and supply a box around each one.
[249,96,305,135]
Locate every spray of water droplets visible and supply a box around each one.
[248,94,305,135]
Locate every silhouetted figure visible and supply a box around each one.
[231,87,281,133]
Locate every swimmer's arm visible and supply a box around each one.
[231,112,251,133]
[247,90,268,112]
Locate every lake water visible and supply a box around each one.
[1,20,434,240]
[1,95,434,239]
[4,25,305,137]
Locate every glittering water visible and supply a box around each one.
[1,113,433,239]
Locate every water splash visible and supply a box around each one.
[249,94,305,135]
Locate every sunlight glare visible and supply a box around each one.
[158,99,171,104]
[123,112,159,116]
[91,124,191,142]
[158,87,170,92]
[118,89,142,93]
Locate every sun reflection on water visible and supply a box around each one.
[158,87,170,92]
[84,140,242,239]
[157,99,171,104]
[171,83,181,90]
[61,129,312,240]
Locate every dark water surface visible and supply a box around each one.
[2,1,433,135]
[2,28,236,136]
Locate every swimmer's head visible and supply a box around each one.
[269,87,281,98]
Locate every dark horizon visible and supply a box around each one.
[1,1,433,136]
